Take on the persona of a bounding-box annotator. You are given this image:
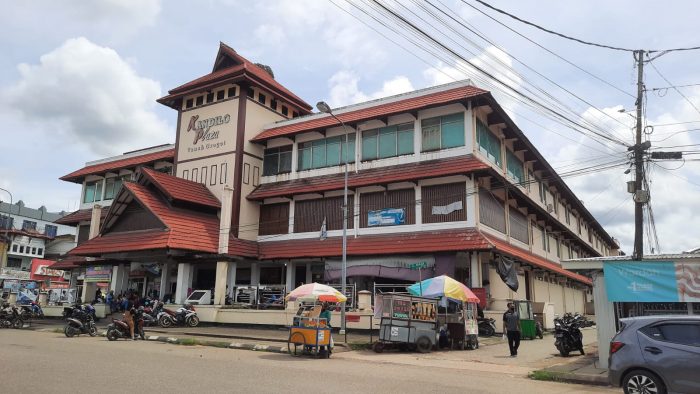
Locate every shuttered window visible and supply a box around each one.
[421,113,465,152]
[478,189,505,233]
[509,208,528,243]
[298,134,356,170]
[476,119,502,165]
[360,189,415,228]
[258,203,290,235]
[422,183,467,224]
[506,150,524,184]
[362,123,414,161]
[294,196,354,233]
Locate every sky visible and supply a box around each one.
[1,0,699,254]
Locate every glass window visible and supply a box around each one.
[326,136,342,166]
[397,123,414,155]
[19,246,24,254]
[195,96,203,106]
[38,248,43,255]
[247,89,254,98]
[270,98,278,111]
[422,113,464,152]
[206,92,214,103]
[298,135,356,171]
[476,119,501,165]
[362,130,378,160]
[379,126,398,158]
[228,87,236,97]
[506,150,524,184]
[312,139,326,168]
[104,177,123,200]
[185,98,193,109]
[31,247,36,255]
[263,146,293,176]
[44,224,58,238]
[282,106,288,116]
[216,90,225,100]
[22,220,37,231]
[258,92,266,105]
[341,134,356,164]
[641,323,700,346]
[11,244,17,252]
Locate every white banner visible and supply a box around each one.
[432,200,463,215]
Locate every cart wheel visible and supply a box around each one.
[373,342,385,353]
[416,336,432,353]
[288,332,306,357]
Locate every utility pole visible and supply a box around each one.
[632,50,645,260]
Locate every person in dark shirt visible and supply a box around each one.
[503,302,521,357]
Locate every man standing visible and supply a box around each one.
[503,302,521,357]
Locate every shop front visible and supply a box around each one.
[563,254,700,368]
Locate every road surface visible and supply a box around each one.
[0,330,615,393]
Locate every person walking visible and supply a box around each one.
[503,302,521,357]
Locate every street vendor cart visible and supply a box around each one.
[373,293,439,353]
[286,283,346,358]
[407,275,480,350]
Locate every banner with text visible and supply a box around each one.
[603,261,700,302]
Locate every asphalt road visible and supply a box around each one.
[0,330,616,394]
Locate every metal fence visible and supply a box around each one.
[229,285,287,310]
[326,283,357,310]
[372,283,410,306]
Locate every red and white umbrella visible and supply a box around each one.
[286,283,347,303]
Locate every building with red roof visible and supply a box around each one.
[55,43,619,325]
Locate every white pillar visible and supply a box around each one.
[288,199,295,234]
[110,264,128,294]
[285,262,295,291]
[88,204,102,239]
[175,262,193,304]
[159,263,170,299]
[470,252,481,288]
[250,262,260,285]
[305,263,312,284]
[214,261,228,305]
[415,184,422,227]
[227,261,237,292]
[592,272,616,369]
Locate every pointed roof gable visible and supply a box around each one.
[158,42,312,112]
[140,167,220,210]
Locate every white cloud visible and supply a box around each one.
[3,37,171,156]
[75,0,162,28]
[327,70,414,107]
[254,24,286,46]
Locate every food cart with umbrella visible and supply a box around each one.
[406,275,481,350]
[285,283,346,358]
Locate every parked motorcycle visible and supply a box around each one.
[19,301,44,320]
[106,308,145,341]
[158,304,199,328]
[0,304,24,329]
[64,305,97,337]
[553,314,584,357]
[477,317,496,337]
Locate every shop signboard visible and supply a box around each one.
[1,267,31,280]
[2,279,20,293]
[85,265,112,283]
[368,208,405,227]
[604,261,700,302]
[392,299,411,319]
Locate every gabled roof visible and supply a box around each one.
[248,155,490,200]
[252,84,488,142]
[484,234,592,286]
[60,146,175,183]
[158,42,312,112]
[54,207,108,225]
[258,228,492,260]
[140,167,220,210]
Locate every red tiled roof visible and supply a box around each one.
[141,167,220,209]
[54,207,108,225]
[484,235,592,286]
[60,148,174,183]
[258,228,491,260]
[4,228,53,240]
[159,43,311,111]
[50,256,106,270]
[248,155,490,200]
[69,181,252,258]
[253,85,488,142]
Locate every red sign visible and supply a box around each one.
[345,315,361,323]
[30,259,67,281]
[471,288,488,309]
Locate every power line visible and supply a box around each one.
[648,59,700,119]
[650,83,700,91]
[472,0,700,53]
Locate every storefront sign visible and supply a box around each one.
[178,106,235,162]
[85,265,112,283]
[187,114,230,145]
[392,299,411,319]
[604,261,700,302]
[1,268,31,280]
[2,279,20,292]
[368,208,405,227]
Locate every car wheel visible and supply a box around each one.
[622,369,666,394]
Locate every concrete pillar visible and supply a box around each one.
[159,263,170,300]
[175,262,193,304]
[227,261,237,291]
[288,200,295,234]
[89,205,102,239]
[250,262,260,285]
[214,261,229,305]
[415,185,422,227]
[285,262,295,291]
[110,264,128,294]
[81,282,96,304]
[592,272,615,369]
[305,263,312,284]
[470,252,481,289]
[357,290,372,311]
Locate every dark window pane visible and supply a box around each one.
[217,90,225,100]
[362,130,378,160]
[206,92,214,103]
[270,98,278,110]
[263,151,280,176]
[258,93,266,104]
[279,150,292,173]
[293,111,299,118]
[228,87,236,97]
[196,96,203,106]
[247,88,254,98]
[379,126,398,158]
[282,106,288,116]
[186,99,193,108]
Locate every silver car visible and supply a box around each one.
[609,315,700,394]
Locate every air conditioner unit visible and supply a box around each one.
[546,204,554,213]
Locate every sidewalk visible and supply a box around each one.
[531,344,609,387]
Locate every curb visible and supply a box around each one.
[530,370,609,387]
[145,335,288,353]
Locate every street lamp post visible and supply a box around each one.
[316,101,349,336]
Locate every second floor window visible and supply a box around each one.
[362,123,414,161]
[476,119,501,165]
[298,134,356,171]
[263,145,292,176]
[83,180,103,203]
[104,176,126,200]
[421,113,465,152]
[22,220,37,231]
[506,150,524,184]
[44,224,58,238]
